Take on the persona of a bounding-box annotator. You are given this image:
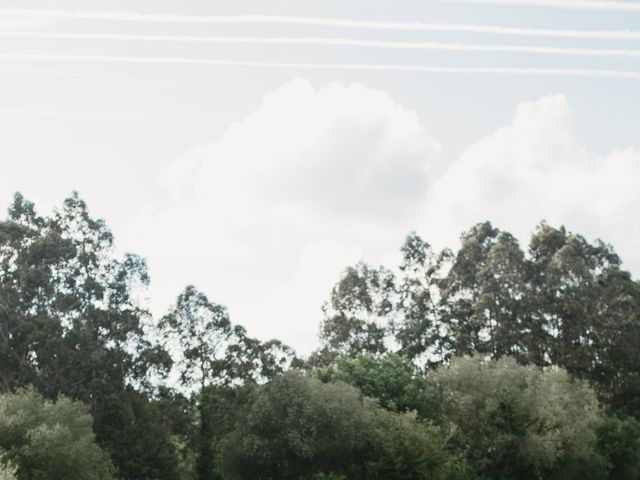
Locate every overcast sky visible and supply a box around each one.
[1,0,639,354]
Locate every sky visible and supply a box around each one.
[1,0,639,355]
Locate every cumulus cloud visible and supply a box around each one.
[130,78,441,353]
[423,94,640,272]
[128,81,640,355]
[161,78,439,232]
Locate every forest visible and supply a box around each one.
[1,192,639,480]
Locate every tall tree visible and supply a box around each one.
[0,192,159,398]
[0,193,178,479]
[160,286,237,393]
[439,222,502,357]
[528,223,640,414]
[160,286,296,479]
[317,263,395,362]
[393,232,452,366]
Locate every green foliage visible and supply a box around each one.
[0,461,17,480]
[3,193,640,479]
[0,193,178,478]
[160,286,297,391]
[217,372,373,479]
[441,225,531,361]
[217,372,468,480]
[318,263,395,359]
[92,389,182,480]
[425,356,606,480]
[528,223,640,408]
[154,388,198,480]
[319,221,640,422]
[196,385,259,480]
[160,286,297,480]
[315,353,427,414]
[0,193,160,398]
[395,232,452,365]
[596,416,640,480]
[159,286,235,391]
[0,389,114,480]
[365,409,472,480]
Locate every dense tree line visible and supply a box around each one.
[0,193,639,479]
[316,223,640,418]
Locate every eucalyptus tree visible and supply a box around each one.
[0,193,162,398]
[0,192,179,479]
[160,285,297,479]
[317,263,396,362]
[439,222,501,357]
[393,232,452,366]
[528,223,640,415]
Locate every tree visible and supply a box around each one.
[154,387,199,480]
[160,286,237,393]
[217,372,374,480]
[438,223,534,361]
[0,193,178,478]
[393,232,452,366]
[160,286,243,480]
[317,263,395,361]
[92,389,182,480]
[365,409,472,480]
[0,388,114,480]
[0,462,16,480]
[218,372,468,480]
[315,353,427,415]
[425,356,608,480]
[528,223,640,414]
[596,415,640,480]
[160,286,296,480]
[321,222,640,420]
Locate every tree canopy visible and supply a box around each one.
[217,372,468,480]
[1,192,639,479]
[0,388,114,480]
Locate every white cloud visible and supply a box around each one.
[423,94,640,272]
[127,78,440,353]
[125,83,640,355]
[231,238,364,351]
[163,78,439,230]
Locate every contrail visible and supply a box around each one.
[3,32,640,58]
[429,0,640,11]
[0,53,638,80]
[0,9,639,40]
[0,109,180,117]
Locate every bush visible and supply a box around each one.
[0,389,114,480]
[425,356,607,480]
[217,372,470,480]
[596,415,640,480]
[315,353,427,414]
[0,462,17,480]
